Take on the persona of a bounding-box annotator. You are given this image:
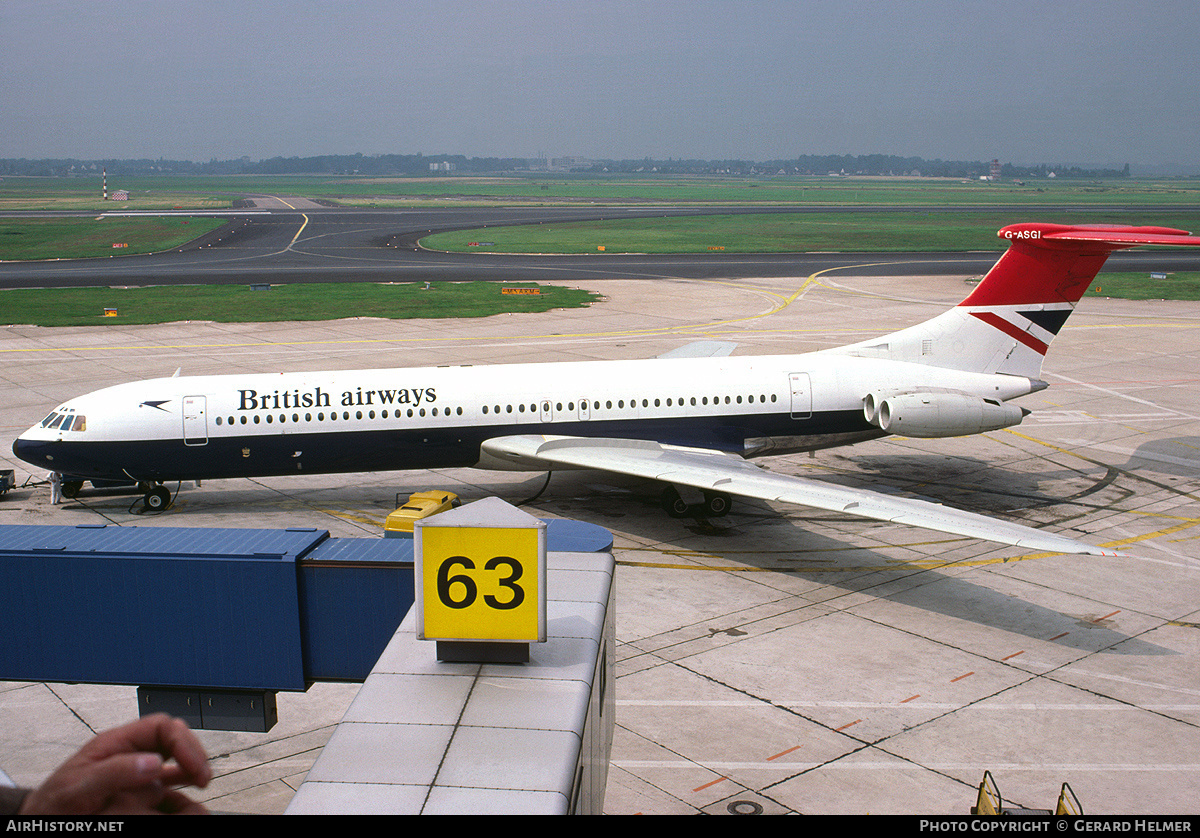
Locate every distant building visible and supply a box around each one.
[428,161,454,172]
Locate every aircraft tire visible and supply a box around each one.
[61,480,83,499]
[144,485,171,511]
[661,486,691,518]
[703,491,731,517]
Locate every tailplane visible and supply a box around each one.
[834,223,1199,378]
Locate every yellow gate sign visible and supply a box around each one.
[414,497,546,644]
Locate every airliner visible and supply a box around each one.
[13,222,1199,556]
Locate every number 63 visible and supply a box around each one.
[436,555,525,610]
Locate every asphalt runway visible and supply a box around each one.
[3,202,1200,289]
[1,262,1198,814]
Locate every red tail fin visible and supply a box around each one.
[960,223,1196,308]
[837,223,1200,379]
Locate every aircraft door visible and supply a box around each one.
[789,373,812,420]
[578,399,591,421]
[540,399,554,422]
[182,395,208,446]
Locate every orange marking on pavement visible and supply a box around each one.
[693,776,729,792]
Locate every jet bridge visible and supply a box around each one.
[0,519,611,732]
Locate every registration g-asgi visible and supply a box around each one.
[414,497,547,644]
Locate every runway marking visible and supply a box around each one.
[767,745,803,760]
[618,699,1200,711]
[692,776,729,792]
[618,760,1200,772]
[1044,371,1200,422]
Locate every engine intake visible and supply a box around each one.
[864,391,1028,438]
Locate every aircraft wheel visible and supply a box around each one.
[61,480,83,499]
[144,485,171,511]
[703,491,731,517]
[661,486,691,518]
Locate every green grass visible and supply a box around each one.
[1085,272,1200,301]
[3,174,1200,209]
[423,211,1200,254]
[0,282,600,327]
[0,218,227,260]
[0,180,234,211]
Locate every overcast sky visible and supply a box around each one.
[2,0,1196,170]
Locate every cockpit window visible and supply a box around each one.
[39,410,86,432]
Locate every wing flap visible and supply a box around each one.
[480,435,1126,557]
[656,341,739,359]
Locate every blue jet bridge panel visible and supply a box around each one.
[0,519,610,692]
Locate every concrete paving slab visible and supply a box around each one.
[1,272,1197,814]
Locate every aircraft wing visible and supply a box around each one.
[479,435,1126,557]
[656,341,738,359]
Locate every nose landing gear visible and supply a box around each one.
[138,483,173,512]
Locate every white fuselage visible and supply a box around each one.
[14,349,1037,484]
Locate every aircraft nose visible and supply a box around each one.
[12,435,53,469]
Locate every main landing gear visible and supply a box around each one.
[661,486,731,519]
